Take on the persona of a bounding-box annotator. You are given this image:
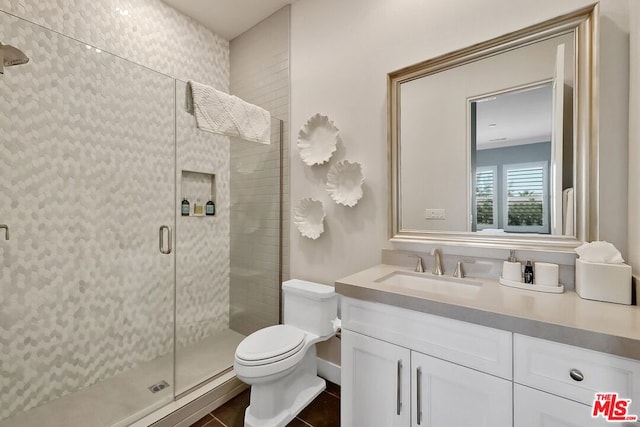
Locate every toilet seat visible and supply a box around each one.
[236,325,306,366]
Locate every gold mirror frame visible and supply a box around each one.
[388,4,598,252]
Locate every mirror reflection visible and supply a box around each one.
[390,5,598,248]
[471,82,566,235]
[397,32,574,236]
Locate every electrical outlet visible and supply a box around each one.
[425,208,446,220]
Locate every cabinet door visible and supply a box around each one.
[342,330,411,427]
[514,384,610,427]
[412,352,512,427]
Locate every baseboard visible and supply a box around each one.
[317,357,341,386]
[170,378,248,427]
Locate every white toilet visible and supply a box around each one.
[234,279,338,427]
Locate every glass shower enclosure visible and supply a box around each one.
[0,11,282,427]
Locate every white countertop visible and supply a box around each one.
[335,264,640,359]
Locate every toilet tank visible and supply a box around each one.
[282,279,337,337]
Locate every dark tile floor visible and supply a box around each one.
[190,382,340,427]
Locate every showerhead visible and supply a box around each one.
[0,43,29,74]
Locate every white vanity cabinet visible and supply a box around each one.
[340,296,640,426]
[342,330,512,427]
[341,297,513,427]
[513,334,640,427]
[337,263,640,427]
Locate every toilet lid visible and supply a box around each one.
[236,325,305,365]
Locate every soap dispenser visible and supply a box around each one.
[502,250,522,282]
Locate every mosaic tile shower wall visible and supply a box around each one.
[0,1,230,421]
[0,0,229,88]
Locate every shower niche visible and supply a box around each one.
[180,170,216,217]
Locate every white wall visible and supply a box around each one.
[630,1,640,274]
[290,0,631,286]
[598,0,631,261]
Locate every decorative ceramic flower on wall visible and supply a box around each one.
[296,113,339,166]
[326,161,364,207]
[293,198,326,239]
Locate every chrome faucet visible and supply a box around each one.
[453,260,475,278]
[430,248,444,275]
[408,254,424,272]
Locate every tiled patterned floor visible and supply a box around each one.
[191,382,340,427]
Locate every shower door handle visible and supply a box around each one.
[159,225,172,254]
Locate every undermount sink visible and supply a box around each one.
[374,270,482,298]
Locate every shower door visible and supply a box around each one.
[174,81,284,393]
[173,80,235,395]
[0,12,176,427]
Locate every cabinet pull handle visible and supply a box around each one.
[569,368,584,382]
[159,225,172,254]
[416,367,423,425]
[397,360,402,415]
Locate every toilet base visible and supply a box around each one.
[243,347,326,427]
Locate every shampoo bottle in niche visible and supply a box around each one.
[524,260,534,284]
[502,250,522,282]
[181,197,190,216]
[194,197,204,216]
[206,199,215,216]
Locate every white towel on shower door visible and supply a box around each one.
[185,81,271,144]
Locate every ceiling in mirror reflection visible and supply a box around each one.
[475,83,552,150]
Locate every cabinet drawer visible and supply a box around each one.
[341,297,512,379]
[514,384,608,426]
[514,334,640,406]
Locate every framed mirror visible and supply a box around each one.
[388,4,598,251]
